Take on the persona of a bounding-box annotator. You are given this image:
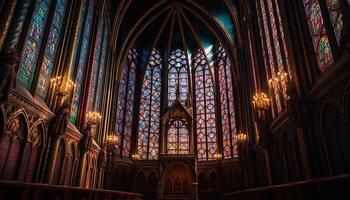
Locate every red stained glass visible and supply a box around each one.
[194,49,218,161]
[217,46,237,158]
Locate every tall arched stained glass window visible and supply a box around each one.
[217,46,237,159]
[167,120,189,154]
[138,49,162,160]
[36,0,68,100]
[302,0,333,70]
[194,49,218,161]
[70,0,95,124]
[115,49,137,157]
[18,0,53,88]
[95,23,108,112]
[87,19,105,112]
[256,0,291,117]
[168,49,189,106]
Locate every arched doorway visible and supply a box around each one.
[161,164,194,200]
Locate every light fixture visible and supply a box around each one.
[86,111,102,125]
[106,134,118,145]
[50,76,76,96]
[237,130,248,144]
[132,154,139,160]
[268,71,288,93]
[214,153,222,160]
[252,92,271,110]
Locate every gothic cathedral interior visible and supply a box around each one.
[0,0,349,200]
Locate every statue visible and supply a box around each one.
[81,123,94,152]
[7,117,22,141]
[0,50,19,102]
[50,100,70,136]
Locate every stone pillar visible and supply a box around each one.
[0,0,18,51]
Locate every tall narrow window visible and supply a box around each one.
[168,49,190,106]
[70,0,95,124]
[18,0,53,88]
[167,120,190,154]
[36,0,68,100]
[256,0,290,117]
[194,49,218,161]
[217,46,237,159]
[303,0,333,70]
[138,49,162,160]
[87,19,105,112]
[115,49,137,157]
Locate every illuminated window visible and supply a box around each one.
[138,49,162,160]
[167,120,190,154]
[194,49,218,161]
[217,46,238,158]
[115,49,138,157]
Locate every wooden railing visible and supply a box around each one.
[0,181,143,200]
[222,174,350,200]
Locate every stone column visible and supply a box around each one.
[0,0,18,51]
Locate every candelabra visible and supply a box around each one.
[132,154,140,160]
[106,134,118,145]
[50,76,76,107]
[237,130,248,144]
[86,111,102,125]
[252,92,271,111]
[214,152,222,160]
[268,71,288,93]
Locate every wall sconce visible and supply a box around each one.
[50,76,76,96]
[106,134,118,145]
[214,153,222,160]
[132,154,139,160]
[237,130,248,144]
[86,111,102,125]
[252,92,271,110]
[268,71,288,93]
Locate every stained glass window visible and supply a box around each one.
[167,120,190,154]
[217,46,237,159]
[18,0,53,88]
[95,23,108,112]
[168,49,189,106]
[326,0,343,45]
[194,49,218,161]
[87,20,104,112]
[303,0,333,70]
[138,49,162,160]
[70,0,95,124]
[4,0,32,51]
[36,0,68,100]
[115,49,137,157]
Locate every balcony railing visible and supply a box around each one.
[0,181,143,200]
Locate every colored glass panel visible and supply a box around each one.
[217,46,237,159]
[168,49,189,106]
[18,0,52,88]
[4,0,32,51]
[70,0,94,124]
[167,120,189,154]
[194,49,217,161]
[36,0,68,100]
[138,49,162,160]
[326,0,343,45]
[114,49,137,157]
[303,0,333,70]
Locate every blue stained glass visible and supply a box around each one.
[70,0,94,124]
[18,0,52,88]
[36,0,68,100]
